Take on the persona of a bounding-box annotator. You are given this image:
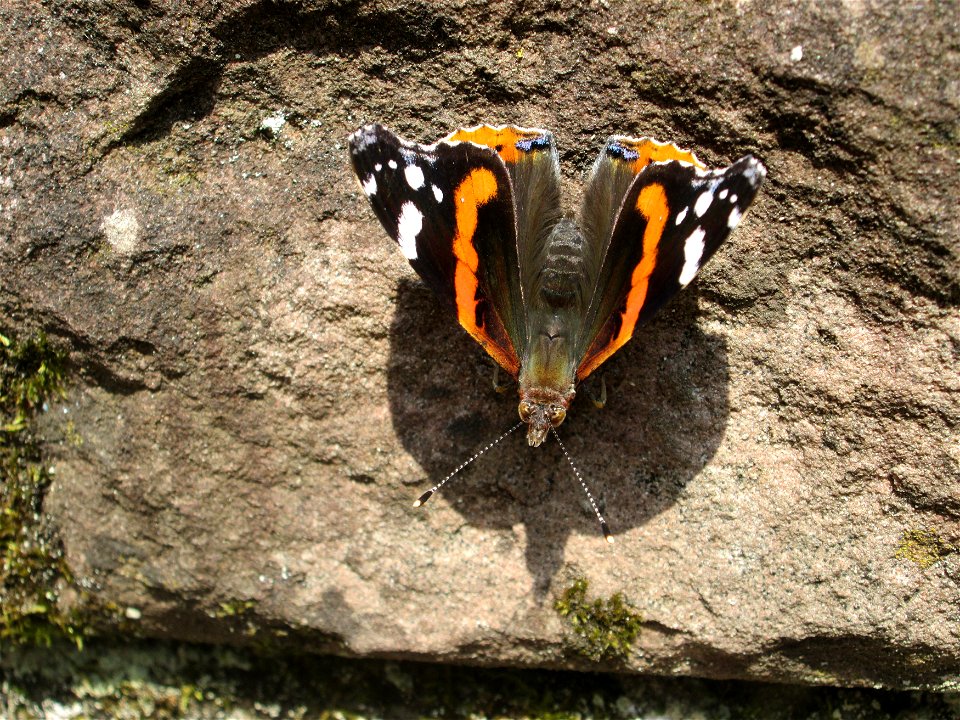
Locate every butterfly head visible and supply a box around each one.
[518,388,573,447]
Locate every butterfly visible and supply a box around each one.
[349,123,765,539]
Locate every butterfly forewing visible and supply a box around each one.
[576,147,766,379]
[349,124,524,375]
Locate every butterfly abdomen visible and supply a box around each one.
[538,219,587,308]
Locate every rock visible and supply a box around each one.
[2,0,957,689]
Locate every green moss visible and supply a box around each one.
[895,528,954,569]
[0,330,88,648]
[0,332,66,410]
[214,599,257,619]
[554,577,643,662]
[211,599,262,640]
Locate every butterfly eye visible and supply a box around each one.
[518,401,534,422]
[548,405,566,425]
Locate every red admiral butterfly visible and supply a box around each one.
[349,124,765,541]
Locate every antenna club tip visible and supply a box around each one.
[601,522,614,543]
[413,489,434,508]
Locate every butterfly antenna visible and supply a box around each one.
[551,427,614,543]
[413,421,524,507]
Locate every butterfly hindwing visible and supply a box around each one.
[349,124,523,375]
[576,143,766,379]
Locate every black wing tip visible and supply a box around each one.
[349,123,408,157]
[730,154,767,188]
[349,123,386,154]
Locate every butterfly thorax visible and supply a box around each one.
[517,219,586,446]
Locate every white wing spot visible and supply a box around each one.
[374,163,382,172]
[388,159,398,170]
[718,188,728,200]
[729,193,738,204]
[432,185,443,203]
[675,207,688,226]
[727,207,743,229]
[404,164,425,190]
[694,191,713,218]
[678,227,706,287]
[361,174,377,196]
[396,202,423,260]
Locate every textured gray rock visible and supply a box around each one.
[2,0,957,689]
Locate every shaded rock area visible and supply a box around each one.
[3,639,958,719]
[1,0,957,690]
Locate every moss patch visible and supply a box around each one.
[895,528,955,569]
[0,330,86,648]
[213,599,258,619]
[554,577,643,663]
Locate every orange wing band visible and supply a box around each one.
[452,168,520,375]
[577,183,669,380]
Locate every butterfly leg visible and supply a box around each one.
[583,375,607,409]
[492,364,512,394]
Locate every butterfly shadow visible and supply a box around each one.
[386,278,730,597]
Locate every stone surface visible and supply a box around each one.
[2,0,957,689]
